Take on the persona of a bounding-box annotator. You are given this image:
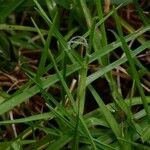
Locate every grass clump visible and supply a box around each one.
[0,0,150,149]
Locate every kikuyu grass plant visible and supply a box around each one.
[0,0,150,149]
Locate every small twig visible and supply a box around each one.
[7,79,27,92]
[0,71,17,82]
[142,84,150,93]
[65,79,77,107]
[104,0,110,14]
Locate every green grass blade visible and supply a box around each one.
[141,126,150,142]
[113,6,150,121]
[31,17,45,45]
[88,85,121,138]
[0,112,53,124]
[36,12,58,79]
[46,134,73,150]
[79,116,97,150]
[79,0,92,27]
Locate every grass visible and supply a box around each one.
[0,0,150,149]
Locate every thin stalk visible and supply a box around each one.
[120,17,146,43]
[48,46,77,112]
[77,63,88,115]
[96,0,107,48]
[79,0,92,27]
[77,19,96,115]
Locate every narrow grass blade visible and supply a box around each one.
[36,12,58,79]
[79,116,97,150]
[88,85,121,139]
[79,0,92,27]
[0,24,47,33]
[71,115,80,150]
[46,134,73,150]
[118,137,150,150]
[141,126,150,142]
[31,17,45,45]
[77,18,96,115]
[0,112,53,124]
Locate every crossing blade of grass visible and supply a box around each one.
[67,4,121,48]
[31,124,60,136]
[0,23,149,56]
[0,28,150,115]
[45,103,75,130]
[1,97,150,125]
[34,0,79,112]
[73,116,116,150]
[85,96,150,119]
[117,137,150,150]
[78,116,97,150]
[113,6,150,121]
[27,73,77,128]
[39,75,97,148]
[79,0,92,27]
[85,117,109,128]
[95,4,122,28]
[27,135,50,150]
[43,38,77,113]
[120,96,150,106]
[93,139,117,150]
[88,85,123,146]
[33,0,76,64]
[33,1,80,112]
[141,125,150,142]
[33,0,51,24]
[46,134,73,150]
[131,120,145,138]
[45,103,97,149]
[39,87,74,122]
[44,51,65,73]
[87,40,150,85]
[119,17,146,44]
[39,89,76,127]
[36,13,58,79]
[31,17,45,45]
[0,39,148,116]
[133,107,150,120]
